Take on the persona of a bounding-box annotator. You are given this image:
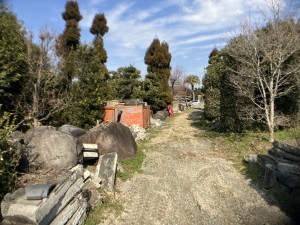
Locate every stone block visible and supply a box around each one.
[95,152,118,191]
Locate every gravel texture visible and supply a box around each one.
[102,108,291,225]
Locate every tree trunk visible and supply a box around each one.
[192,84,195,100]
[269,94,275,142]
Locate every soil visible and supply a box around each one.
[102,107,291,225]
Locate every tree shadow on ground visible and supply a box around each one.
[242,160,300,224]
[187,108,300,224]
[187,108,216,131]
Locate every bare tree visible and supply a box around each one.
[16,27,68,127]
[225,0,300,142]
[170,65,185,95]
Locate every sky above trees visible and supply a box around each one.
[8,0,296,78]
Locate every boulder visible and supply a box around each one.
[78,130,101,145]
[58,125,86,138]
[152,110,169,121]
[96,122,137,159]
[24,126,56,145]
[26,129,82,169]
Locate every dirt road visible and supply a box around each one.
[103,108,291,225]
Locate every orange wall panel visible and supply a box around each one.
[103,105,151,128]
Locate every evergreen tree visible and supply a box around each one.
[0,5,27,112]
[59,12,110,128]
[111,65,142,100]
[90,13,109,38]
[59,0,82,54]
[144,38,172,111]
[56,0,82,87]
[202,48,222,120]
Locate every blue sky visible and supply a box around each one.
[7,0,293,80]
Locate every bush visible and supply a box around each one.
[0,112,22,199]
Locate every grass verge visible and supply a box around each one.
[84,193,123,225]
[191,111,300,221]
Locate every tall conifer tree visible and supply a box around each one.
[144,37,172,111]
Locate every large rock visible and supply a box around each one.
[79,122,137,159]
[153,110,169,121]
[24,126,56,145]
[58,124,86,138]
[95,122,137,159]
[78,130,102,146]
[26,129,82,169]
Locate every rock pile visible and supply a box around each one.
[1,166,87,225]
[259,141,300,204]
[129,124,149,141]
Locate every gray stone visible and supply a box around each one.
[24,126,56,145]
[96,122,137,159]
[263,164,276,189]
[83,152,99,159]
[26,129,82,169]
[49,193,86,225]
[129,124,149,141]
[1,170,84,225]
[95,152,118,191]
[277,162,300,175]
[243,154,257,163]
[273,141,300,157]
[58,124,86,138]
[82,179,104,207]
[271,147,300,162]
[153,110,169,121]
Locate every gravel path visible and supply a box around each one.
[102,108,291,225]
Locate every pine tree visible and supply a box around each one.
[55,1,82,88]
[90,13,109,38]
[144,38,172,111]
[59,0,82,54]
[203,48,222,120]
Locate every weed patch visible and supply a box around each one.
[84,194,123,225]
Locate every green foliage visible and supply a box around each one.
[62,0,82,21]
[202,48,223,120]
[110,65,142,100]
[185,74,200,100]
[57,0,82,56]
[59,42,111,129]
[204,87,220,120]
[0,5,27,112]
[144,38,172,110]
[0,111,22,199]
[143,73,170,113]
[90,13,109,38]
[219,68,254,133]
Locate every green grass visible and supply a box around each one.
[117,143,146,181]
[193,117,300,222]
[117,125,163,181]
[84,194,123,225]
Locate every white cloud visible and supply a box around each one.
[79,0,281,75]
